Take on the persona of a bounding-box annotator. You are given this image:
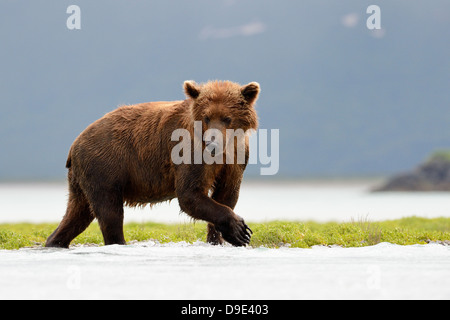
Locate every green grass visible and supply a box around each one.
[1,217,450,250]
[428,150,450,162]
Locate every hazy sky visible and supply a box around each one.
[0,1,449,180]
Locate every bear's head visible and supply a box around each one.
[183,80,260,160]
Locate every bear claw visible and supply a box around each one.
[218,216,252,247]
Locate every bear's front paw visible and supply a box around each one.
[217,215,252,247]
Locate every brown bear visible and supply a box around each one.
[45,80,260,248]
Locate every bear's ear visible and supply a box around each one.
[241,82,260,104]
[184,80,201,100]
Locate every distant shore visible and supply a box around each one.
[374,151,450,192]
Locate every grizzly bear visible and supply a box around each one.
[45,80,260,248]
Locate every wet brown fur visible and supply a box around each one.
[46,80,260,248]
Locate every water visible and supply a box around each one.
[1,180,449,300]
[1,180,450,223]
[0,242,449,299]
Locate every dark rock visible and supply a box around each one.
[374,154,450,192]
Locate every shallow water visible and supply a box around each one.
[1,180,450,223]
[0,242,449,299]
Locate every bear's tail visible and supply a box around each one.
[66,150,72,169]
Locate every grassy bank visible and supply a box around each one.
[1,217,450,250]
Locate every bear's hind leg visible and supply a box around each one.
[45,187,94,248]
[87,190,126,246]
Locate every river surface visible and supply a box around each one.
[1,179,450,223]
[0,241,449,300]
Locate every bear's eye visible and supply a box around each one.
[204,116,210,124]
[222,117,232,125]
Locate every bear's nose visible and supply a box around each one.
[205,141,218,156]
[205,140,217,148]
